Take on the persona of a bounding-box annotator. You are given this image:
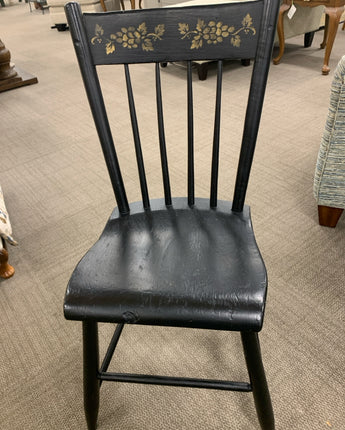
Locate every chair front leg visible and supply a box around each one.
[83,321,100,430]
[241,332,274,430]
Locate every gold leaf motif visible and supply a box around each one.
[95,24,104,37]
[91,22,165,55]
[91,23,104,45]
[155,24,165,38]
[91,23,165,54]
[196,19,206,32]
[242,13,253,28]
[178,14,256,50]
[231,35,241,47]
[138,22,147,35]
[178,22,189,36]
[106,41,116,54]
[191,38,203,50]
[143,40,154,51]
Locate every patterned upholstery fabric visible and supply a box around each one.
[0,186,17,247]
[314,55,345,209]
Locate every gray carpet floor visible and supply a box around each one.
[0,2,345,429]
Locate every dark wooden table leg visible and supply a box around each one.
[196,62,209,81]
[304,31,315,48]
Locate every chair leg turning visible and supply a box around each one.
[241,332,274,430]
[83,321,100,430]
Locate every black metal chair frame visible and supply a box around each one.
[64,1,280,429]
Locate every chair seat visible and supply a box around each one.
[65,198,267,331]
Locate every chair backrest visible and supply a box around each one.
[65,0,279,215]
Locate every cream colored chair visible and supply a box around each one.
[48,0,121,31]
[314,56,345,228]
[276,5,324,46]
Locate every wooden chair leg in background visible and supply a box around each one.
[318,205,344,227]
[0,242,15,279]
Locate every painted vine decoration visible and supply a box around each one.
[91,22,165,54]
[178,14,256,49]
[90,13,255,55]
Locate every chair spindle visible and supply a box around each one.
[210,60,223,208]
[155,63,172,206]
[124,64,150,209]
[187,61,194,207]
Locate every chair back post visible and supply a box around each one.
[65,2,130,215]
[232,0,279,212]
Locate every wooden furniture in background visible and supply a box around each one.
[112,0,142,9]
[0,241,14,279]
[314,56,345,227]
[28,0,48,13]
[0,39,38,93]
[273,0,345,75]
[318,206,344,227]
[129,0,142,7]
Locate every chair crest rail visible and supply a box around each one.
[83,2,262,65]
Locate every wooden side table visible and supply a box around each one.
[273,0,345,75]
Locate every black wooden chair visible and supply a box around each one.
[64,1,280,429]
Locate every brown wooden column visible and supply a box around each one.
[0,38,38,93]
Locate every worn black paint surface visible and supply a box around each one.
[65,198,267,331]
[63,0,280,332]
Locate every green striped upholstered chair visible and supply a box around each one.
[314,55,345,228]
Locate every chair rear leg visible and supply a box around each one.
[241,332,274,430]
[83,321,100,430]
